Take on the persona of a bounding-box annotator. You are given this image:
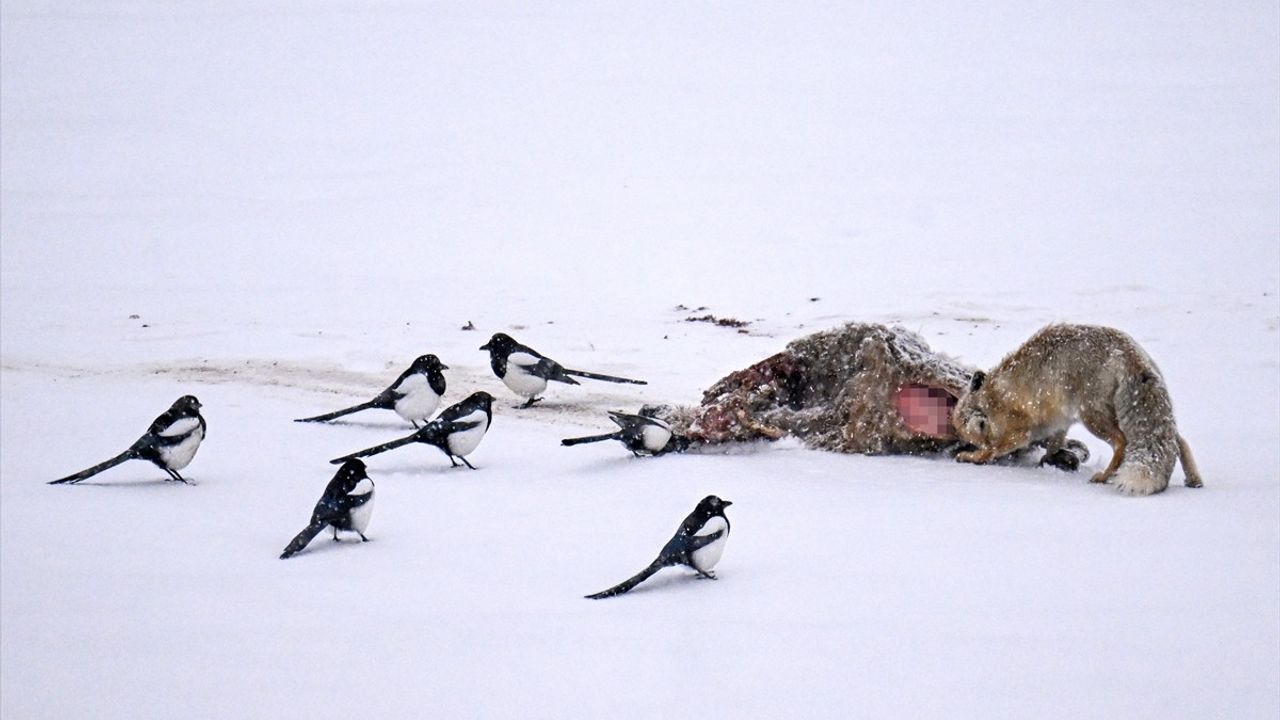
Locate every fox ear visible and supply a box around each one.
[969,371,986,392]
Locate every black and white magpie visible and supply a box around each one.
[280,459,375,559]
[562,410,691,456]
[295,354,448,428]
[330,391,494,470]
[479,332,646,407]
[49,395,206,485]
[585,495,732,599]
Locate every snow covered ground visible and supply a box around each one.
[2,2,1277,718]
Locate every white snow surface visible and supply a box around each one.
[2,2,1278,718]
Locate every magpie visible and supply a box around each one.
[295,354,448,428]
[280,459,375,559]
[586,495,732,599]
[331,391,494,470]
[49,395,206,485]
[479,332,646,407]
[562,410,691,456]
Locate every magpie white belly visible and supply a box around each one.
[158,427,204,470]
[691,516,729,572]
[502,367,548,398]
[348,493,375,534]
[641,424,673,452]
[446,410,490,457]
[394,380,441,424]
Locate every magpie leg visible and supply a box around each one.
[460,456,476,470]
[358,532,368,542]
[412,420,420,429]
[448,455,460,467]
[518,396,543,409]
[694,568,717,580]
[165,468,192,484]
[332,527,340,542]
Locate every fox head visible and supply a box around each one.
[952,369,1037,452]
[952,371,994,447]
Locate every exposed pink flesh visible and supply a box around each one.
[894,384,957,438]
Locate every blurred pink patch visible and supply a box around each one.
[894,384,957,438]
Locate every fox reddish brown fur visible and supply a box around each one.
[952,324,1203,495]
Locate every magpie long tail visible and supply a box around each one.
[295,400,380,423]
[330,434,418,464]
[585,559,665,599]
[280,520,327,559]
[561,432,623,447]
[564,369,647,385]
[49,451,135,485]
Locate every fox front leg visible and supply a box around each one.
[956,447,998,464]
[956,430,1032,465]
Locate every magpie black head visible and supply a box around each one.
[465,390,495,409]
[337,457,367,473]
[479,333,517,354]
[333,457,369,488]
[695,495,732,516]
[172,395,202,414]
[411,353,448,371]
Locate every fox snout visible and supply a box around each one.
[953,410,988,447]
[951,391,987,444]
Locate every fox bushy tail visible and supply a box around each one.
[1112,369,1180,495]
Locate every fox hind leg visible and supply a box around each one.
[1080,411,1125,484]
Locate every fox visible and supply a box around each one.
[952,324,1203,496]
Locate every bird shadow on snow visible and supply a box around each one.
[560,453,675,475]
[587,570,729,600]
[284,536,373,560]
[45,477,201,489]
[292,418,416,431]
[558,439,818,477]
[358,463,483,477]
[504,399,651,425]
[688,439,797,456]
